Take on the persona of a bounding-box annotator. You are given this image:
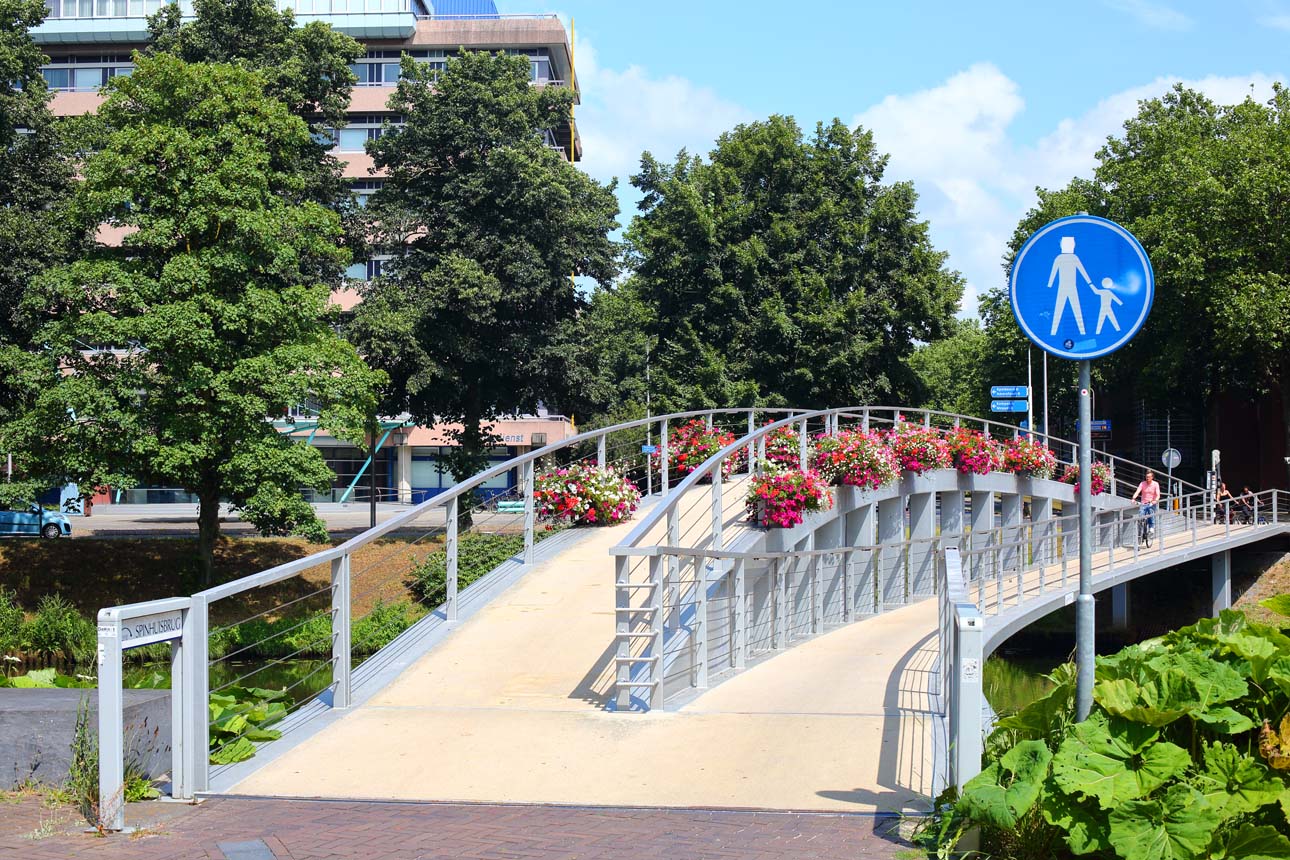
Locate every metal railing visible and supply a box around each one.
[608,405,1206,710]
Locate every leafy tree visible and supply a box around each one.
[618,116,963,414]
[0,0,86,503]
[8,54,382,583]
[909,318,991,418]
[350,51,619,479]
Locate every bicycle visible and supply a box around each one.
[1138,502,1156,547]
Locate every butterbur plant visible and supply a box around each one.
[1060,461,1111,495]
[886,425,950,474]
[944,427,1001,475]
[1002,436,1057,479]
[745,469,832,528]
[534,463,641,526]
[813,430,899,489]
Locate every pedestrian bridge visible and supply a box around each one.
[96,408,1290,825]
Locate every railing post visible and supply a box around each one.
[613,555,635,711]
[597,434,606,468]
[861,408,870,432]
[331,553,351,709]
[775,558,788,649]
[705,413,713,430]
[660,419,670,495]
[809,548,822,634]
[446,496,459,622]
[842,549,854,622]
[798,418,809,470]
[1225,501,1231,538]
[710,471,724,553]
[747,410,756,477]
[951,607,984,791]
[189,594,210,794]
[732,558,747,669]
[693,556,708,688]
[96,611,125,831]
[522,459,535,564]
[647,554,664,709]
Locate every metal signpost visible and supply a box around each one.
[97,598,195,831]
[1162,447,1181,511]
[1010,213,1154,721]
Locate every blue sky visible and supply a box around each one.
[497,0,1286,314]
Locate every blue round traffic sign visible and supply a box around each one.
[1010,215,1154,360]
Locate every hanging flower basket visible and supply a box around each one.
[1059,461,1111,496]
[944,427,1003,476]
[813,430,900,489]
[886,425,950,475]
[762,421,807,469]
[534,463,641,526]
[1001,436,1057,479]
[651,418,740,481]
[745,468,832,528]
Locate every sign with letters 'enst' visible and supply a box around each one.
[1010,215,1154,360]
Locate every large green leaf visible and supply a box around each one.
[1052,713,1190,808]
[1040,776,1111,856]
[958,740,1051,829]
[1261,595,1290,618]
[1195,706,1257,735]
[993,662,1076,745]
[1195,741,1286,820]
[1095,647,1249,727]
[1108,785,1219,860]
[1211,825,1290,860]
[209,736,256,765]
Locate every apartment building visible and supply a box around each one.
[33,0,581,505]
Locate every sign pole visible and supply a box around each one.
[1042,353,1049,442]
[1076,360,1095,721]
[1027,349,1034,436]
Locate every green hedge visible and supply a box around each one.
[0,590,97,663]
[407,532,525,605]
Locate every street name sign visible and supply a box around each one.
[1010,215,1154,360]
[990,385,1028,399]
[114,609,184,650]
[990,399,1029,413]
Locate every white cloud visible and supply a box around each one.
[1104,0,1193,30]
[855,65,1280,317]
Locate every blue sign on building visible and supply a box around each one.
[990,385,1028,399]
[990,399,1029,413]
[1010,215,1154,360]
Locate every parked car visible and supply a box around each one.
[0,502,72,539]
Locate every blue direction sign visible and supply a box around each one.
[991,399,1029,413]
[990,385,1028,399]
[1010,215,1154,360]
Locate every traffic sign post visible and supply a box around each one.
[1009,213,1154,723]
[1162,447,1181,512]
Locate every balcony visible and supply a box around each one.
[33,0,418,44]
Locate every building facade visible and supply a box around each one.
[35,0,582,505]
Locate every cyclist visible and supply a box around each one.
[1132,470,1161,545]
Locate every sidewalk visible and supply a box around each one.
[0,794,912,859]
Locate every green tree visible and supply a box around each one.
[620,116,963,413]
[0,0,86,503]
[909,318,991,418]
[9,54,382,583]
[350,50,619,479]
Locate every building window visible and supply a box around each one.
[41,56,134,91]
[349,179,384,207]
[331,114,402,151]
[344,256,389,282]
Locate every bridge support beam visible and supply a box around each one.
[969,491,994,587]
[909,491,935,599]
[1212,550,1232,614]
[877,497,904,608]
[1000,493,1022,574]
[845,501,876,614]
[1032,497,1054,567]
[939,489,964,541]
[1111,583,1131,631]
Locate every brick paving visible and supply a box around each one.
[0,794,916,859]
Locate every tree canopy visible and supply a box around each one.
[349,50,619,477]
[7,54,381,581]
[575,115,963,421]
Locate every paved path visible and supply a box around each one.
[0,795,911,859]
[232,485,937,813]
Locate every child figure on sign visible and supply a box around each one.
[1090,277,1123,335]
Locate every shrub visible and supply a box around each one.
[1059,461,1111,495]
[352,600,424,654]
[408,532,524,606]
[944,427,1002,475]
[886,424,950,474]
[813,430,899,489]
[235,486,330,544]
[23,594,97,662]
[0,587,23,657]
[927,607,1290,860]
[745,468,832,528]
[654,418,740,479]
[1002,436,1057,479]
[534,463,641,526]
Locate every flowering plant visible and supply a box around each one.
[886,425,950,474]
[745,468,833,528]
[1059,461,1111,496]
[653,418,740,480]
[1001,437,1057,479]
[534,464,641,526]
[762,422,806,469]
[813,430,900,489]
[944,427,1002,475]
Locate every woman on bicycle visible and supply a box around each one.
[1132,470,1160,542]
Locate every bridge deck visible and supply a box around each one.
[231,492,938,813]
